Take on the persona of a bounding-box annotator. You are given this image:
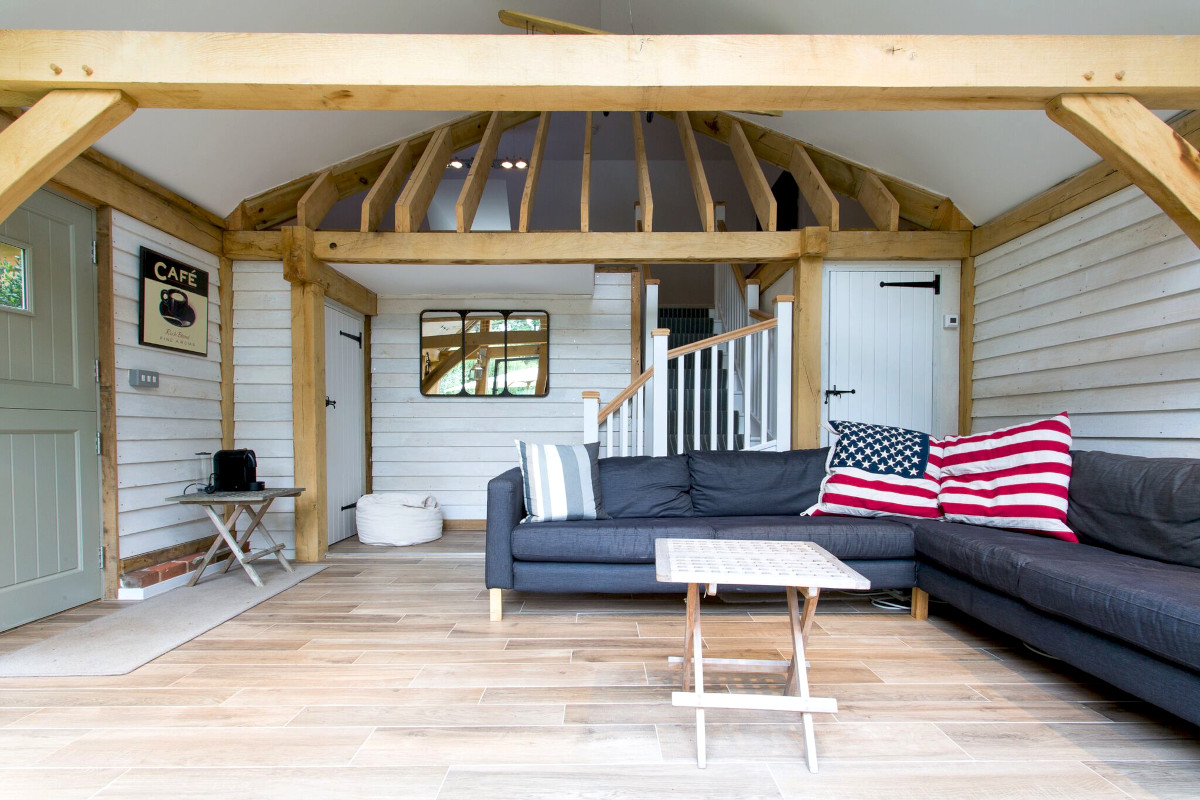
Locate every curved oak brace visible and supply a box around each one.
[0,89,135,222]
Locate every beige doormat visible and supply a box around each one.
[0,562,326,677]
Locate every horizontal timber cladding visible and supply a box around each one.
[111,212,223,559]
[231,261,296,557]
[970,185,1200,458]
[371,272,632,519]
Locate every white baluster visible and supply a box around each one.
[582,391,600,446]
[760,329,770,447]
[725,342,735,451]
[620,398,629,457]
[709,345,717,449]
[775,296,793,451]
[742,330,751,449]
[746,278,760,319]
[644,279,660,376]
[652,329,669,457]
[675,352,685,455]
[635,385,644,456]
[692,351,701,451]
[605,415,613,456]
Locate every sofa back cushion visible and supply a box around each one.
[1067,450,1200,568]
[599,454,693,518]
[687,448,828,517]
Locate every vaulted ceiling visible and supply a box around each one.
[6,0,1197,223]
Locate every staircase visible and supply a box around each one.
[584,295,793,458]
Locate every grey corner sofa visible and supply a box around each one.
[485,446,1200,727]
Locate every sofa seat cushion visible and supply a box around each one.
[709,516,914,560]
[687,448,828,517]
[911,520,1074,596]
[1015,549,1200,672]
[599,454,693,518]
[511,517,715,564]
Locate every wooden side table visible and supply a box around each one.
[655,538,871,772]
[165,488,303,588]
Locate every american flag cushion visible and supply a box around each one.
[806,420,944,520]
[938,413,1077,542]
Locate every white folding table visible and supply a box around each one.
[165,488,302,588]
[655,538,871,772]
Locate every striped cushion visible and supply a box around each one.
[807,420,944,520]
[515,441,607,523]
[938,413,1077,542]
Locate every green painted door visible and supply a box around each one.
[0,189,101,632]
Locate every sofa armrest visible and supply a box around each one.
[486,467,525,589]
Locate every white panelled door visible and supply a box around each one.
[324,302,366,545]
[0,189,101,631]
[822,267,939,442]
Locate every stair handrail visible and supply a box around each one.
[597,367,652,423]
[666,317,776,360]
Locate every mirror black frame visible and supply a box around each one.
[419,309,550,397]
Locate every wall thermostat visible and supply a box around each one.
[128,369,160,388]
[943,314,960,329]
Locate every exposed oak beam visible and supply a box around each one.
[676,112,715,232]
[826,230,970,260]
[581,111,592,233]
[972,110,1200,256]
[296,170,337,230]
[631,112,653,232]
[4,32,1197,111]
[1046,94,1200,249]
[519,112,552,232]
[361,140,414,232]
[0,89,135,222]
[457,111,504,233]
[789,143,839,231]
[396,125,452,233]
[729,119,777,231]
[280,225,377,316]
[856,172,900,232]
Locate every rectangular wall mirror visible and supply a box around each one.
[421,310,550,397]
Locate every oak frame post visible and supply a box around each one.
[791,228,828,449]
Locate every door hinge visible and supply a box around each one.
[91,240,98,265]
[98,545,106,569]
[96,431,102,456]
[340,330,363,349]
[879,274,940,295]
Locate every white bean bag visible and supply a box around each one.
[355,493,443,546]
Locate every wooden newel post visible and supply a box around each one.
[582,391,600,444]
[651,329,670,456]
[774,296,794,451]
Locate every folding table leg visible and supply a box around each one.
[691,587,706,769]
[787,586,820,772]
[190,504,257,586]
[681,582,699,692]
[219,501,272,576]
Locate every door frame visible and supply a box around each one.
[820,260,961,439]
[323,296,368,546]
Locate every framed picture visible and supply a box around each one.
[419,309,550,397]
[138,246,209,356]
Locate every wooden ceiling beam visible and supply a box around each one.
[456,111,504,233]
[676,112,715,232]
[1046,95,1200,250]
[789,143,839,231]
[0,89,135,223]
[581,111,592,233]
[631,112,653,232]
[856,172,900,231]
[360,140,414,232]
[4,31,1197,111]
[296,170,337,230]
[682,111,970,231]
[728,119,777,232]
[396,125,453,233]
[518,112,551,232]
[230,110,538,231]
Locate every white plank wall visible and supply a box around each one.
[972,185,1200,457]
[231,261,296,556]
[371,272,632,519]
[112,211,223,558]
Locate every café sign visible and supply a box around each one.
[139,247,209,356]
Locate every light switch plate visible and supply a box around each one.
[944,314,960,329]
[129,369,160,388]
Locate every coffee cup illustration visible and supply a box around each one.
[159,288,196,327]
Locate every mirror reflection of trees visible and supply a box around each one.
[420,310,549,397]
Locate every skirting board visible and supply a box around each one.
[117,558,230,600]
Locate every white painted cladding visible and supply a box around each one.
[371,272,633,519]
[111,211,222,558]
[972,185,1200,457]
[231,261,296,556]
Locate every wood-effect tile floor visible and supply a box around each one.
[0,554,1197,799]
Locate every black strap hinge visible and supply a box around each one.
[879,274,940,295]
[340,330,363,348]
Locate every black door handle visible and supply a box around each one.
[824,386,856,404]
[325,396,336,408]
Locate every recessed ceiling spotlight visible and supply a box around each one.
[515,159,528,169]
[448,158,464,169]
[500,159,514,169]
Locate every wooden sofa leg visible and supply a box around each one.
[490,588,503,622]
[910,588,929,620]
